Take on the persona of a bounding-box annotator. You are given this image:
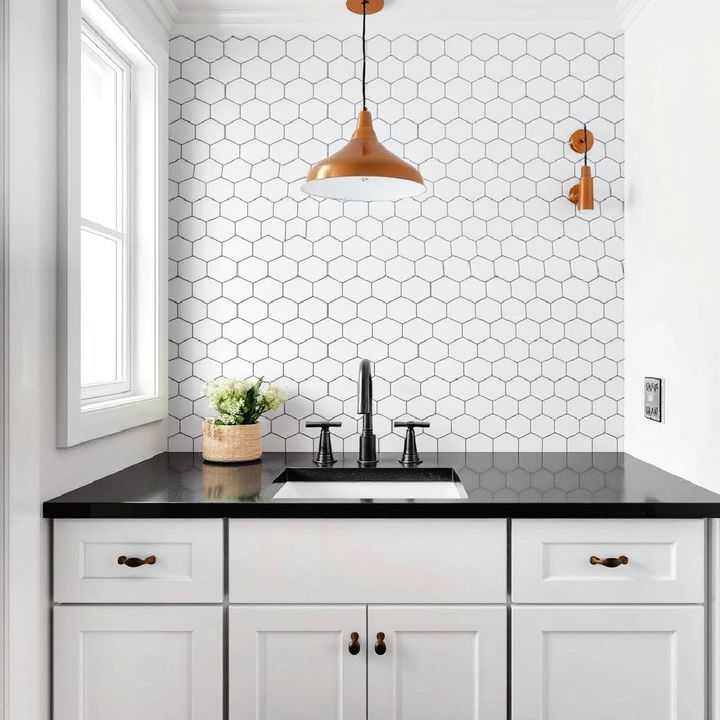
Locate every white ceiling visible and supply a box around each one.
[157,0,646,34]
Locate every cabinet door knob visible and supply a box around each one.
[589,555,628,568]
[348,632,361,655]
[375,632,387,655]
[117,555,156,568]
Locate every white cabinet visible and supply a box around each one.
[368,605,506,720]
[229,605,367,720]
[512,519,705,604]
[229,518,506,604]
[54,518,224,603]
[512,605,705,720]
[51,516,711,720]
[54,605,223,720]
[229,604,506,720]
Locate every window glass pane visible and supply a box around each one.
[81,228,122,386]
[81,31,124,230]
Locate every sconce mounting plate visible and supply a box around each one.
[569,128,595,154]
[569,184,580,204]
[346,0,384,14]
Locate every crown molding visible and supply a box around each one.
[146,0,179,34]
[171,8,622,37]
[616,0,653,29]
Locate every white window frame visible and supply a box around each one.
[79,20,131,402]
[58,0,168,447]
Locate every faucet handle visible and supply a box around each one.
[394,419,429,466]
[306,420,341,466]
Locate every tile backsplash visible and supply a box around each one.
[168,32,624,454]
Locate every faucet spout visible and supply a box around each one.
[357,359,377,466]
[358,359,373,415]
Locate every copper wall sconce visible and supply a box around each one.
[568,125,595,211]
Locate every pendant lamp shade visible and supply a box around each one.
[302,110,425,202]
[301,0,423,202]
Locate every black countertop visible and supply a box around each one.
[43,452,720,519]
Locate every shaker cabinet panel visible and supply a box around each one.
[368,605,506,720]
[229,605,367,720]
[54,605,223,720]
[512,605,705,720]
[54,518,224,603]
[512,518,705,604]
[229,518,506,604]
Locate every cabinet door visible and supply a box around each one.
[54,605,223,720]
[368,605,506,720]
[512,606,705,720]
[229,605,366,720]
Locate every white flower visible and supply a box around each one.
[203,376,285,425]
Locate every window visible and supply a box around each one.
[80,22,130,400]
[58,0,168,446]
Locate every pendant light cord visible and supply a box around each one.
[583,123,588,165]
[362,0,367,111]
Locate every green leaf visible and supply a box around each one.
[204,376,282,425]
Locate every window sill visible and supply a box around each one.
[81,391,154,412]
[59,392,167,447]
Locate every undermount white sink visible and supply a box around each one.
[272,467,469,500]
[271,466,468,500]
[273,480,468,500]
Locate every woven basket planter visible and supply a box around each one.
[202,420,262,463]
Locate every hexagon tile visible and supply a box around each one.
[168,32,624,454]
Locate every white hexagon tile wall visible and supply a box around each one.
[168,32,624,454]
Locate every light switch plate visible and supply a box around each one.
[644,377,663,422]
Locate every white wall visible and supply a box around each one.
[1,0,6,712]
[3,1,168,717]
[625,0,720,488]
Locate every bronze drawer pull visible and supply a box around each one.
[375,632,387,655]
[117,555,156,568]
[590,555,628,568]
[348,632,361,655]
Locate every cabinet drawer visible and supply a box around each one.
[511,519,704,604]
[54,519,223,603]
[229,518,506,604]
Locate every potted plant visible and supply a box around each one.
[202,377,284,463]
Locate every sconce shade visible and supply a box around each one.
[577,165,594,211]
[302,110,425,202]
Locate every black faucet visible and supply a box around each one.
[357,359,378,466]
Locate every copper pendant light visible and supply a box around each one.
[302,0,425,201]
